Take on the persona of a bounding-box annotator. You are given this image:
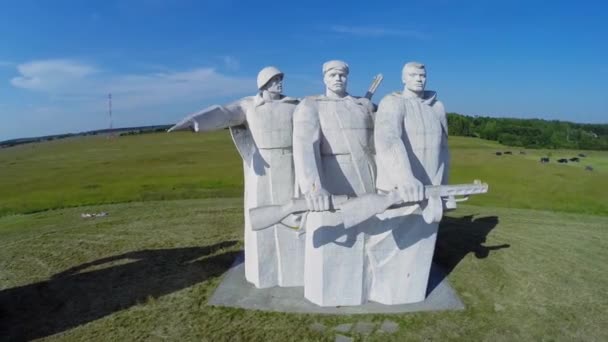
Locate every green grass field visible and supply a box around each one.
[1,133,607,341]
[0,132,243,216]
[1,132,607,216]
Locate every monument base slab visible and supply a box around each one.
[208,253,464,314]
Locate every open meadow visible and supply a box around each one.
[1,132,606,217]
[1,132,607,341]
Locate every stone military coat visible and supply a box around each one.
[374,90,449,192]
[293,95,376,197]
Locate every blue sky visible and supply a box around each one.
[1,0,606,141]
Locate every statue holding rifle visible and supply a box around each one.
[255,61,486,307]
[292,60,378,307]
[170,60,488,308]
[371,61,455,304]
[169,66,304,289]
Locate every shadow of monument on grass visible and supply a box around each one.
[428,215,509,294]
[0,240,239,341]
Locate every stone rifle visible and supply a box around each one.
[364,74,384,99]
[249,181,489,231]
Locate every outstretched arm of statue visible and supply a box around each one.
[167,99,247,133]
[293,99,330,211]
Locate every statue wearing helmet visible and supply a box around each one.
[169,66,303,289]
[256,66,283,90]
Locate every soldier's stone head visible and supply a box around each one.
[257,66,284,94]
[402,62,426,94]
[323,60,349,96]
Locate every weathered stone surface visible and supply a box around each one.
[378,320,399,334]
[309,322,326,332]
[335,335,354,342]
[333,323,353,333]
[353,321,375,335]
[208,253,465,314]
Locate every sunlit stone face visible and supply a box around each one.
[323,69,348,95]
[264,75,283,94]
[403,67,426,93]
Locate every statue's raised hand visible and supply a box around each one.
[167,117,196,132]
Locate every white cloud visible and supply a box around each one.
[2,58,255,139]
[105,68,252,109]
[11,59,99,91]
[329,25,428,40]
[10,59,253,109]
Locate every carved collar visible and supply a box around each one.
[254,94,299,107]
[315,93,352,102]
[393,91,437,105]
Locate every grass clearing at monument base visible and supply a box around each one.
[1,132,607,340]
[1,199,606,341]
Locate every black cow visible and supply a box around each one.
[579,153,586,157]
[585,166,594,171]
[569,157,580,162]
[495,152,502,156]
[557,158,568,163]
[504,151,512,155]
[540,157,550,163]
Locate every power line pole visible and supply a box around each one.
[108,93,113,131]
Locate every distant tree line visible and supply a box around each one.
[119,127,170,136]
[447,113,608,150]
[3,116,607,151]
[0,125,172,148]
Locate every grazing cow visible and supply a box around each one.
[557,158,568,163]
[540,157,550,163]
[504,151,512,155]
[495,152,502,156]
[569,157,580,162]
[579,153,586,157]
[585,165,594,171]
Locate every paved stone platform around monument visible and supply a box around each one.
[208,253,464,314]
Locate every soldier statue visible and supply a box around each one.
[169,66,304,288]
[372,61,455,304]
[292,60,377,306]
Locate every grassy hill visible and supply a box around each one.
[1,132,606,216]
[1,132,607,341]
[448,137,608,215]
[1,200,606,341]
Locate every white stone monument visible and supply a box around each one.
[172,60,487,308]
[372,61,454,304]
[169,66,305,288]
[292,60,377,306]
